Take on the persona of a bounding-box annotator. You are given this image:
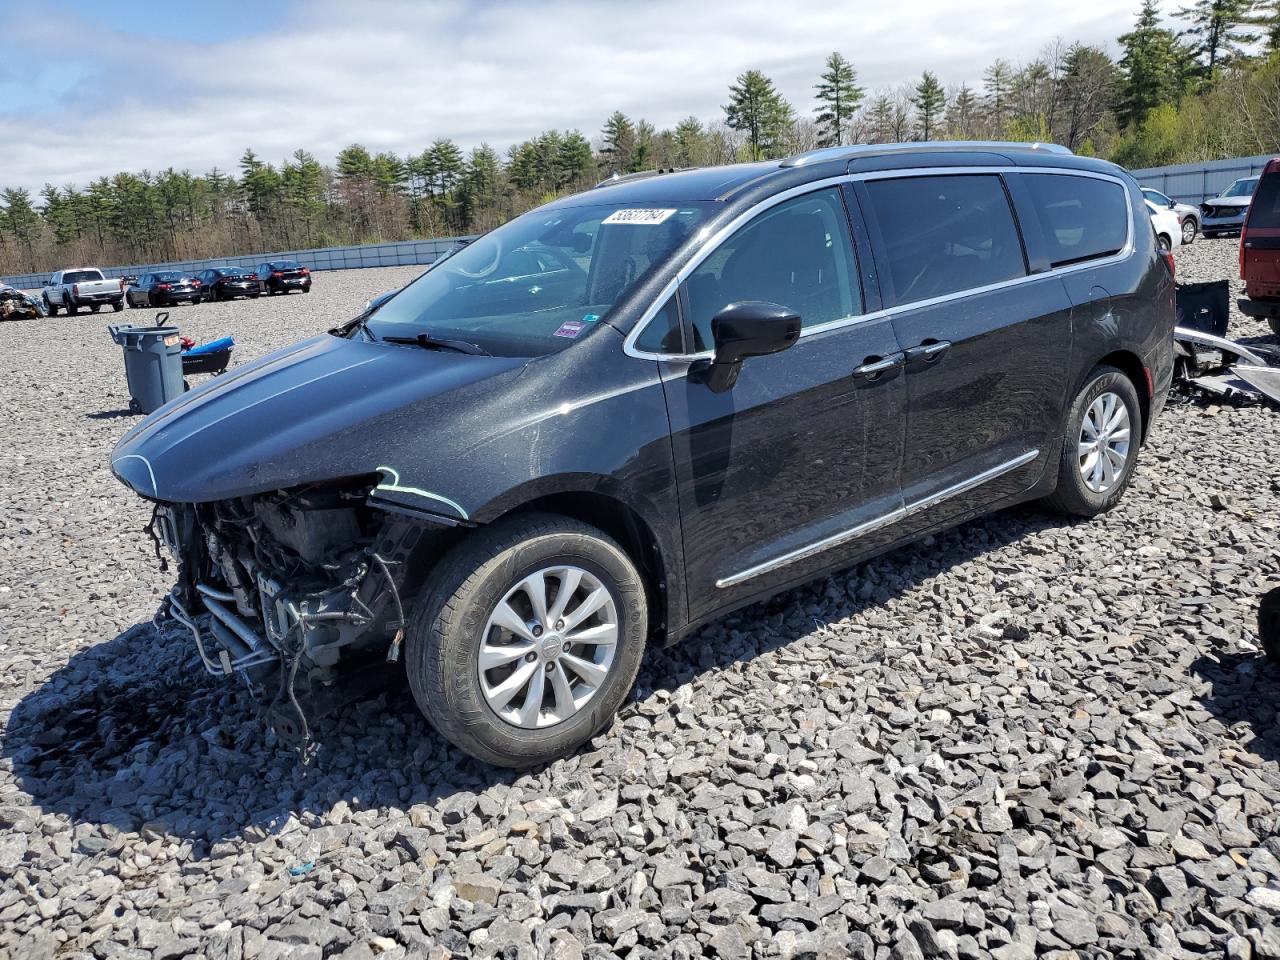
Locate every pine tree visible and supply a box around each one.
[673,116,709,167]
[1175,0,1257,76]
[814,52,864,147]
[1,188,42,267]
[946,85,980,139]
[984,59,1015,135]
[912,71,947,139]
[723,69,795,159]
[1118,0,1187,125]
[556,131,595,188]
[600,112,636,175]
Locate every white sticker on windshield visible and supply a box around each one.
[603,208,677,225]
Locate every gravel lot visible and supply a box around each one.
[2,242,1279,960]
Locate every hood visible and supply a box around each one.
[1205,197,1251,208]
[111,332,525,503]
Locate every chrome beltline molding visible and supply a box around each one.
[715,448,1040,588]
[623,165,1137,362]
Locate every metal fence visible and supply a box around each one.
[1,235,475,292]
[1129,154,1276,204]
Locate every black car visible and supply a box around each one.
[126,272,203,308]
[257,260,311,295]
[198,267,261,302]
[112,142,1175,767]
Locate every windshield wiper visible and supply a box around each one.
[382,333,491,356]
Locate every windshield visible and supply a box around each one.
[63,270,102,283]
[365,202,713,357]
[215,268,246,276]
[154,272,185,282]
[1219,178,1259,199]
[268,261,302,270]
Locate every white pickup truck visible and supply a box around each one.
[43,268,125,315]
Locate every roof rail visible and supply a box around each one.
[594,167,689,188]
[780,141,1074,168]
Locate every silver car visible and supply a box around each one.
[1142,187,1200,245]
[1200,176,1259,238]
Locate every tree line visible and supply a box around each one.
[3,0,1280,275]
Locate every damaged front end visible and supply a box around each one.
[152,478,445,741]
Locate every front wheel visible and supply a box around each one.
[1181,219,1197,245]
[1043,365,1142,517]
[405,513,648,768]
[43,296,57,317]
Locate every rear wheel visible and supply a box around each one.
[1157,234,1172,252]
[111,300,123,313]
[405,513,648,768]
[64,297,77,316]
[1044,365,1142,517]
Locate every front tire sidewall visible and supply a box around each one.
[406,518,647,768]
[1182,219,1197,245]
[1049,367,1142,517]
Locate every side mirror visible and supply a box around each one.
[1168,199,1176,209]
[700,301,801,393]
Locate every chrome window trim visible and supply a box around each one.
[715,448,1040,588]
[623,166,1136,359]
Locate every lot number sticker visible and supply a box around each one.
[603,208,677,225]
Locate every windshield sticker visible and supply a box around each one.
[554,320,587,338]
[582,313,600,323]
[603,208,677,225]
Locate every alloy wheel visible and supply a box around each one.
[1181,219,1196,244]
[478,565,619,729]
[1078,391,1131,494]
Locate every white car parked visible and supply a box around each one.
[1145,199,1183,252]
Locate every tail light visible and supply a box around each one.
[118,279,125,291]
[192,280,202,287]
[158,283,171,290]
[300,267,310,275]
[271,271,284,277]
[248,273,258,280]
[1161,249,1176,279]
[72,283,79,296]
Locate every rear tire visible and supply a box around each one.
[404,513,648,768]
[1043,365,1142,518]
[1157,234,1172,252]
[64,297,77,316]
[111,300,123,313]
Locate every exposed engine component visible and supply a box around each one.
[153,479,448,745]
[0,288,44,321]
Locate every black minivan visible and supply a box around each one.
[112,142,1175,767]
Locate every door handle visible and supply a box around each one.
[853,352,905,380]
[904,339,951,363]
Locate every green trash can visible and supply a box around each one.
[108,318,184,414]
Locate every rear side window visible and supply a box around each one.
[1248,172,1280,229]
[863,175,1026,307]
[1023,174,1128,268]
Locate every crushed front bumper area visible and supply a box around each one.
[149,482,450,738]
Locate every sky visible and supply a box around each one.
[0,0,1140,194]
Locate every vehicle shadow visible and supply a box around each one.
[1189,650,1280,765]
[3,503,1069,855]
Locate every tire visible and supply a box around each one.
[43,295,57,317]
[1260,587,1280,663]
[1044,365,1143,517]
[1157,234,1172,252]
[111,300,123,313]
[64,296,77,316]
[1181,218,1197,245]
[404,513,648,768]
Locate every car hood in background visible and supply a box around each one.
[110,333,526,503]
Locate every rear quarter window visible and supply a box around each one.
[1023,174,1129,268]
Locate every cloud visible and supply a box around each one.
[0,0,1136,193]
